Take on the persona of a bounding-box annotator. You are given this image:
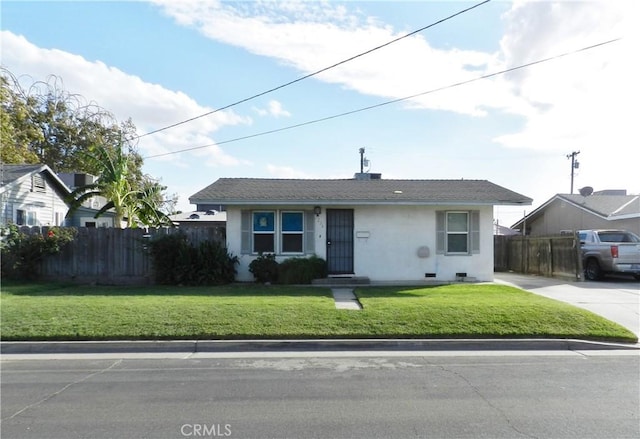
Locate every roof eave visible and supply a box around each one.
[608,213,640,220]
[190,199,531,206]
[0,164,71,197]
[511,193,623,229]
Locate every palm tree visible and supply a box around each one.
[67,142,171,228]
[67,142,132,227]
[127,180,174,228]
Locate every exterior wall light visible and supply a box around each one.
[314,206,322,216]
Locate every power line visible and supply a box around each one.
[144,38,621,160]
[136,0,492,139]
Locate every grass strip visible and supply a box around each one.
[1,282,636,342]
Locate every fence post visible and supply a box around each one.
[548,238,553,277]
[574,231,584,281]
[523,237,527,274]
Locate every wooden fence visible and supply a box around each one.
[9,227,583,284]
[9,226,225,285]
[494,234,583,280]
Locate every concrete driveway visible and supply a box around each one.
[494,272,640,338]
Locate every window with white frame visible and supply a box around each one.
[446,211,469,253]
[281,211,304,253]
[16,209,38,226]
[252,211,275,253]
[243,210,311,255]
[436,210,480,255]
[16,209,26,225]
[15,209,37,226]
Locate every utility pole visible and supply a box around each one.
[566,151,580,194]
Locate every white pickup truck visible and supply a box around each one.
[578,230,640,281]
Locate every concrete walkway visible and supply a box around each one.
[494,272,640,338]
[331,288,362,310]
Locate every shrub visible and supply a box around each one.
[248,253,279,283]
[278,255,327,284]
[146,233,191,284]
[147,232,238,285]
[195,240,239,285]
[0,225,77,280]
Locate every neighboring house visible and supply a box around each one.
[169,210,227,228]
[190,175,532,282]
[58,172,115,227]
[65,204,116,228]
[0,163,70,227]
[494,223,520,236]
[512,191,640,236]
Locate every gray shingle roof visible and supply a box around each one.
[190,178,532,206]
[1,163,71,195]
[1,164,46,186]
[511,192,640,229]
[559,194,640,217]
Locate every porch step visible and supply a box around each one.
[312,276,370,286]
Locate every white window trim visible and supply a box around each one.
[242,209,314,256]
[446,211,469,255]
[252,211,276,254]
[16,208,26,225]
[32,174,46,192]
[436,210,480,256]
[27,211,38,226]
[54,211,65,226]
[15,208,38,226]
[250,210,306,255]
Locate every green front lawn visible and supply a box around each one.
[0,283,636,342]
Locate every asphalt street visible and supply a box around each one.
[2,353,639,439]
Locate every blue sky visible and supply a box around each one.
[2,0,638,227]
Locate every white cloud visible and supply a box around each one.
[151,0,514,117]
[483,0,640,222]
[253,100,292,118]
[494,1,639,193]
[151,1,636,153]
[0,31,249,167]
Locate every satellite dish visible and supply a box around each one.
[579,186,593,197]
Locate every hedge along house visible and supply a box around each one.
[190,175,532,283]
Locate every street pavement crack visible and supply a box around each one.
[1,359,123,422]
[437,364,539,439]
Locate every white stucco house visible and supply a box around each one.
[190,175,532,283]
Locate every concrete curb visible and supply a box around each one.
[2,338,639,354]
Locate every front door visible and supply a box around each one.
[326,209,354,275]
